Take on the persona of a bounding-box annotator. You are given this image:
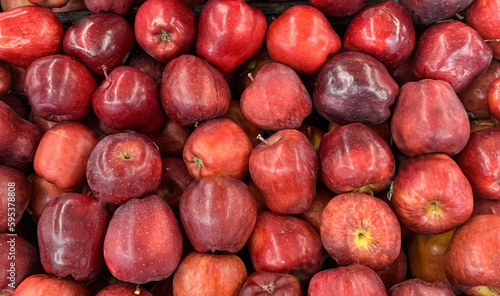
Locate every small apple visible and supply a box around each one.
[472,197,500,217]
[399,0,474,26]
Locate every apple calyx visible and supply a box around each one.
[160,30,172,43]
[354,229,379,249]
[259,282,276,294]
[194,156,204,168]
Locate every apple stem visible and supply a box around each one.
[102,65,110,81]
[247,72,254,82]
[260,282,276,294]
[134,285,140,295]
[359,232,379,247]
[431,202,440,218]
[485,39,500,43]
[256,134,270,146]
[455,13,464,20]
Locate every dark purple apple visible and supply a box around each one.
[0,165,31,232]
[0,234,40,290]
[400,0,474,26]
[84,0,133,14]
[239,271,303,296]
[389,278,455,296]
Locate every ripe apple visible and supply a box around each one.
[183,118,253,180]
[309,0,364,17]
[467,0,500,60]
[0,62,11,96]
[172,252,247,296]
[224,100,261,147]
[376,249,407,291]
[313,51,399,125]
[0,234,40,290]
[128,51,165,87]
[399,0,474,26]
[320,192,401,271]
[155,157,192,212]
[391,79,470,156]
[266,5,340,74]
[95,283,152,296]
[84,0,133,14]
[239,271,303,296]
[413,20,492,92]
[104,195,183,284]
[392,153,473,234]
[0,165,31,233]
[0,6,63,68]
[12,274,89,296]
[86,132,163,205]
[299,186,333,231]
[29,0,69,7]
[489,77,500,122]
[179,175,257,253]
[388,278,455,296]
[28,173,67,223]
[160,54,230,126]
[146,119,191,157]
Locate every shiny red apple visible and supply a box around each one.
[0,165,31,232]
[13,274,89,296]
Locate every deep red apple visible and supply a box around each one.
[172,252,247,296]
[0,95,29,120]
[160,54,230,126]
[0,234,40,290]
[266,5,340,75]
[28,112,60,133]
[28,173,67,223]
[321,192,401,271]
[489,77,500,122]
[319,123,395,195]
[308,264,387,296]
[376,249,407,291]
[0,6,63,68]
[86,132,163,205]
[248,211,325,281]
[392,153,473,234]
[0,62,11,96]
[344,1,415,71]
[34,122,99,191]
[399,0,474,26]
[313,51,399,125]
[240,63,312,130]
[196,0,266,72]
[444,215,500,295]
[472,197,500,217]
[249,129,318,214]
[155,157,192,212]
[456,128,500,200]
[239,271,303,296]
[309,0,364,17]
[183,118,253,180]
[391,79,470,156]
[413,20,492,93]
[92,66,165,133]
[389,278,455,296]
[63,13,135,75]
[12,274,89,296]
[25,54,97,122]
[0,165,31,233]
[84,0,132,14]
[467,0,500,61]
[224,100,261,147]
[29,0,69,7]
[134,0,196,63]
[128,51,165,86]
[104,195,183,284]
[95,283,152,296]
[146,119,191,157]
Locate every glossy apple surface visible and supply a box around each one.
[0,234,40,290]
[266,5,340,75]
[0,165,31,232]
[12,274,89,296]
[95,283,152,296]
[399,0,474,25]
[489,77,500,122]
[239,271,303,296]
[467,0,500,60]
[84,0,132,14]
[28,173,67,223]
[388,278,455,296]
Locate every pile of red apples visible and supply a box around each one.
[1,0,500,295]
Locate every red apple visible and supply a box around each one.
[0,0,33,11]
[376,249,407,291]
[134,0,196,63]
[95,283,152,296]
[467,0,500,60]
[444,215,500,295]
[389,278,455,296]
[27,173,67,223]
[155,157,192,212]
[196,0,266,72]
[390,54,418,87]
[299,186,333,231]
[308,264,387,296]
[172,252,247,296]
[86,132,162,205]
[0,165,31,232]
[240,63,312,130]
[399,0,474,26]
[160,54,230,126]
[92,66,165,133]
[51,0,87,12]
[0,6,63,68]
[34,122,99,191]
[84,0,132,14]
[235,47,273,94]
[313,51,399,125]
[104,195,183,284]
[7,64,25,96]
[128,51,165,86]
[25,54,97,122]
[13,274,89,296]
[0,234,40,290]
[0,95,29,120]
[391,79,470,156]
[413,20,492,92]
[0,62,11,96]
[146,119,191,157]
[489,77,500,122]
[224,100,261,147]
[239,271,303,296]
[392,153,473,234]
[29,0,69,7]
[28,112,60,133]
[309,0,364,17]
[472,197,500,217]
[319,123,395,195]
[321,192,401,271]
[63,13,135,75]
[266,5,340,75]
[183,118,253,180]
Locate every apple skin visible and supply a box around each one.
[92,66,165,133]
[313,51,399,125]
[266,5,340,75]
[249,129,318,214]
[399,0,473,26]
[0,101,43,171]
[150,278,173,296]
[0,6,63,68]
[444,215,500,295]
[29,0,69,7]
[147,119,191,157]
[309,0,364,17]
[299,186,333,231]
[413,20,492,93]
[0,95,29,120]
[248,211,325,280]
[34,122,99,191]
[134,0,196,63]
[0,62,11,96]
[321,192,401,271]
[473,197,500,218]
[308,264,387,296]
[179,175,257,253]
[63,13,135,76]
[391,79,470,156]
[489,77,500,122]
[28,173,67,223]
[0,165,31,232]
[95,283,152,296]
[87,133,163,205]
[155,157,192,212]
[196,0,266,72]
[25,54,97,122]
[239,271,303,296]
[128,51,165,87]
[160,54,230,126]
[319,123,395,195]
[392,153,473,234]
[84,0,133,14]
[467,0,500,60]
[240,63,312,130]
[0,234,40,290]
[29,112,60,133]
[388,278,455,296]
[0,0,33,11]
[376,249,407,291]
[456,128,500,200]
[224,100,261,147]
[51,0,87,12]
[173,252,247,296]
[344,1,415,71]
[12,274,90,296]
[183,118,253,180]
[104,195,183,284]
